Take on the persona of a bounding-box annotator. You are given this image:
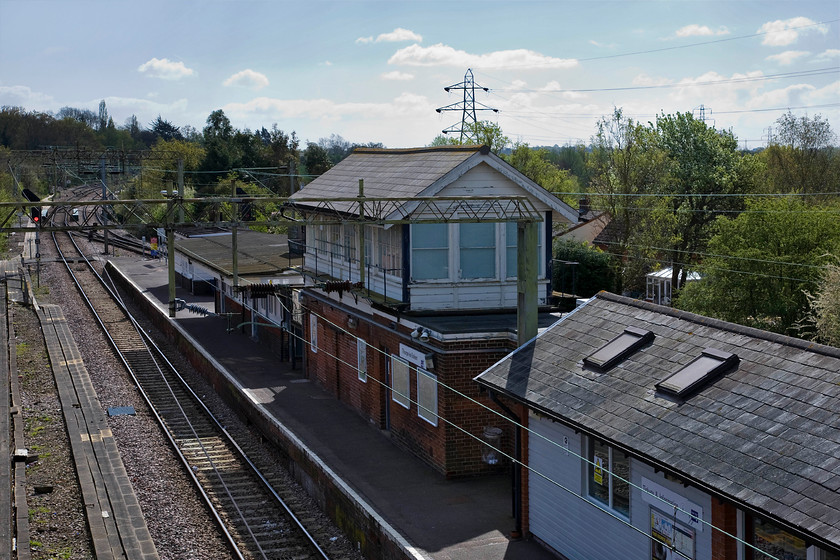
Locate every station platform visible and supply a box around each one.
[107,255,556,560]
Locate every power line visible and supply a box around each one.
[488,67,839,94]
[474,18,838,71]
[593,248,821,284]
[497,102,840,120]
[576,18,839,62]
[282,297,784,560]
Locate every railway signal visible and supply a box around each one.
[23,188,42,226]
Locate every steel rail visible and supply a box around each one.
[50,207,330,560]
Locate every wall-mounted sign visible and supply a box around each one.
[399,343,431,369]
[641,477,704,532]
[594,456,604,485]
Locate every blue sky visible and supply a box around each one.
[1,0,838,149]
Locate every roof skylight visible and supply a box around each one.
[656,348,739,398]
[583,326,654,372]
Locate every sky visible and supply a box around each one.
[1,0,838,150]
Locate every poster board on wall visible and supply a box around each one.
[651,507,695,560]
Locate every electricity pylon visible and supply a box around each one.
[436,68,498,143]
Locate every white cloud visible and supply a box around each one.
[632,73,673,87]
[357,27,422,44]
[137,57,195,80]
[758,17,828,47]
[222,92,434,122]
[381,71,414,81]
[744,83,815,109]
[388,43,577,70]
[675,24,730,38]
[97,95,189,117]
[816,49,840,60]
[0,85,55,108]
[765,50,809,65]
[223,69,269,90]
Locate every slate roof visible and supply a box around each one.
[289,145,579,223]
[475,292,840,548]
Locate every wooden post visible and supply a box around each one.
[177,158,184,223]
[517,220,538,347]
[358,179,365,288]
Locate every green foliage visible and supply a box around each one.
[552,239,617,298]
[676,197,840,335]
[301,142,332,176]
[131,139,205,200]
[151,115,183,141]
[466,121,509,154]
[805,261,840,346]
[0,106,99,149]
[760,111,839,197]
[544,144,591,188]
[505,143,579,204]
[588,108,670,292]
[428,134,459,147]
[431,121,509,154]
[654,112,747,281]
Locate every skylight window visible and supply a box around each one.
[583,327,654,372]
[656,348,739,398]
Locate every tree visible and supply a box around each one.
[56,106,98,129]
[465,120,509,154]
[318,134,353,164]
[200,110,239,184]
[654,112,747,292]
[429,134,459,147]
[505,142,579,206]
[545,144,590,188]
[762,111,839,196]
[676,197,840,335]
[151,116,183,141]
[132,138,205,200]
[433,121,509,154]
[300,142,332,176]
[588,108,670,293]
[553,239,617,299]
[98,100,109,132]
[805,261,840,345]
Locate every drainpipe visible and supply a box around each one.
[489,390,522,538]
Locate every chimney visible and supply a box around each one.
[578,197,590,218]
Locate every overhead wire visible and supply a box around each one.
[471,15,839,146]
[574,18,838,63]
[267,292,782,560]
[488,67,839,94]
[592,240,834,272]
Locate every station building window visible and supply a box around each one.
[416,368,438,426]
[587,437,630,518]
[357,338,367,382]
[748,516,806,560]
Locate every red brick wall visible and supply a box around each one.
[518,402,531,537]
[303,291,519,477]
[711,499,738,560]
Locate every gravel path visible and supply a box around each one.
[12,229,362,560]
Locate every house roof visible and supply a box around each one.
[646,267,701,281]
[475,292,840,548]
[289,145,579,223]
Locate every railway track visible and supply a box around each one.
[50,210,332,560]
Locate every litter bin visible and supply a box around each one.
[482,427,503,465]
